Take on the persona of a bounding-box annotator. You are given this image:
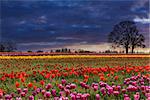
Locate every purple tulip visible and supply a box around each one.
[5,94,11,99]
[29,95,34,100]
[23,88,28,94]
[51,89,56,97]
[32,91,37,96]
[36,88,42,93]
[106,85,113,95]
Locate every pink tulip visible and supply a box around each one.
[0,92,3,98]
[71,94,76,100]
[122,89,127,93]
[113,91,119,96]
[100,87,106,95]
[65,85,70,89]
[41,89,46,95]
[134,93,140,100]
[21,92,26,97]
[70,83,76,89]
[23,88,28,94]
[106,85,113,94]
[59,91,64,96]
[117,85,121,91]
[61,79,66,85]
[46,83,52,90]
[96,94,100,100]
[54,97,59,100]
[64,89,70,96]
[16,97,22,100]
[93,85,99,91]
[44,92,51,98]
[124,97,131,100]
[58,84,64,90]
[81,94,87,100]
[17,88,22,94]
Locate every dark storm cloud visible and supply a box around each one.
[0,0,149,51]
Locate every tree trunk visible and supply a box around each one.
[125,47,128,54]
[131,46,134,53]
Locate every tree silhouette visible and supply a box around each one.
[0,44,5,52]
[108,21,145,54]
[0,42,17,52]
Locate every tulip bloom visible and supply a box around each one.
[61,79,67,85]
[28,82,33,88]
[40,80,45,86]
[29,95,34,100]
[44,92,51,98]
[51,89,56,97]
[96,94,100,100]
[15,81,20,88]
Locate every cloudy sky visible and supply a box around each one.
[0,0,150,52]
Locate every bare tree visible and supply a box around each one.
[108,21,145,54]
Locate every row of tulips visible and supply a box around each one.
[0,64,149,82]
[0,74,150,100]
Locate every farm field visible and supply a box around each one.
[0,55,150,100]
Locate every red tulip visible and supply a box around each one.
[28,82,33,88]
[15,81,20,88]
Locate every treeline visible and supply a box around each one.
[27,49,148,54]
[0,42,16,52]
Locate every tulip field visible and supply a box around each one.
[0,55,150,100]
